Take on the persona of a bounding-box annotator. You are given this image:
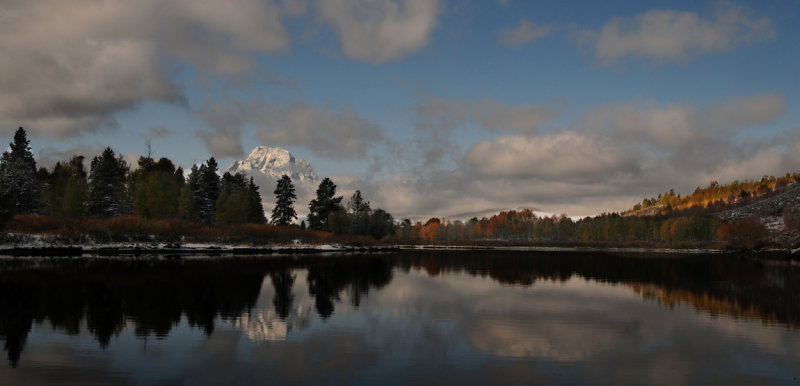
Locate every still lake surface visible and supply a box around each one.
[0,250,798,385]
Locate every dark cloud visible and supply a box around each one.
[0,0,290,138]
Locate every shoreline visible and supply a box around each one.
[0,242,796,258]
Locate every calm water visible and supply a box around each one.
[0,250,799,385]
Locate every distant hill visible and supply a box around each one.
[622,170,800,245]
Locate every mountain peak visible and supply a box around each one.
[245,146,293,171]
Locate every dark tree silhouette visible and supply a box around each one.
[271,270,296,319]
[271,174,297,226]
[308,177,343,230]
[0,127,41,216]
[87,147,129,217]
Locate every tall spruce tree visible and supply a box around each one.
[271,174,297,226]
[0,127,42,216]
[178,165,201,221]
[87,147,129,217]
[247,176,266,223]
[347,190,371,234]
[308,177,343,230]
[198,157,220,223]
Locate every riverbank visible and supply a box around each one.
[2,241,797,258]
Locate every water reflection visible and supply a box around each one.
[0,250,798,384]
[0,255,393,367]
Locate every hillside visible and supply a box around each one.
[620,170,800,249]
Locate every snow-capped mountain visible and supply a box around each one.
[225,146,319,220]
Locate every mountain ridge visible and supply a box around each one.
[224,146,319,219]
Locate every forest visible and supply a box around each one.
[1,127,797,247]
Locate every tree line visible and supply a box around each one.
[0,127,395,239]
[396,210,725,244]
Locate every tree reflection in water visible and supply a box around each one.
[0,250,798,367]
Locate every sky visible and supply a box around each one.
[1,0,799,219]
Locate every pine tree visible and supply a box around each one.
[347,190,371,234]
[87,147,129,218]
[271,174,297,226]
[308,177,343,230]
[215,172,265,225]
[178,165,201,221]
[247,176,266,223]
[42,155,88,217]
[0,127,42,216]
[197,157,220,223]
[132,157,183,218]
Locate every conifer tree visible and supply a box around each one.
[271,174,297,226]
[42,155,88,217]
[0,127,42,216]
[308,177,343,230]
[247,176,266,223]
[197,157,220,223]
[178,165,201,221]
[87,147,129,217]
[347,190,371,234]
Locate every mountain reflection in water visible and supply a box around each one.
[0,250,798,384]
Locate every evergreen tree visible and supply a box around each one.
[197,157,220,223]
[42,155,88,217]
[271,174,297,226]
[215,172,265,225]
[368,208,394,239]
[87,147,129,218]
[247,177,266,223]
[178,165,201,221]
[132,157,183,218]
[347,190,371,234]
[307,177,343,230]
[0,127,42,216]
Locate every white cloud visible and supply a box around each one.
[316,0,440,64]
[584,94,785,150]
[373,93,794,219]
[465,132,641,181]
[499,20,551,48]
[579,3,775,64]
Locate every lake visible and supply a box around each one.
[0,250,798,385]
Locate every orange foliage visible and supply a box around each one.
[421,218,442,241]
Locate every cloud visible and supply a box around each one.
[0,0,291,138]
[258,103,384,159]
[282,0,309,17]
[369,93,794,219]
[583,93,785,150]
[414,97,555,134]
[148,126,176,139]
[316,0,440,64]
[578,3,775,64]
[499,20,551,47]
[196,100,250,158]
[465,132,641,181]
[195,99,384,160]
